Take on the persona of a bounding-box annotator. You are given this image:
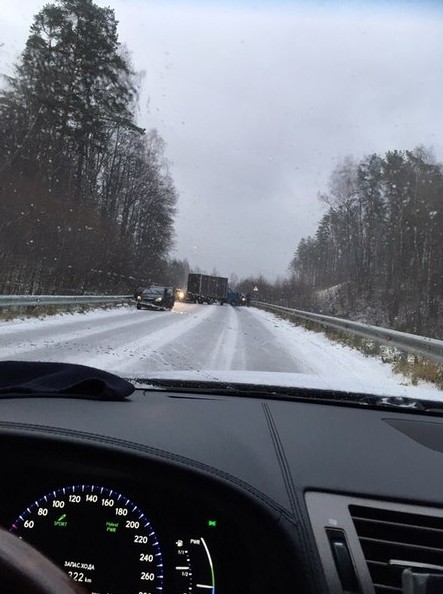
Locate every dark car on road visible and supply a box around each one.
[135,286,175,311]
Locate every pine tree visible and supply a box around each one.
[7,0,141,199]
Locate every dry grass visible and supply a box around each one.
[0,303,119,323]
[392,356,443,389]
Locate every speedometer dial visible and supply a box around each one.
[10,484,163,594]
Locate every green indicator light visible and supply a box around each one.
[54,514,67,528]
[106,521,119,533]
[208,520,217,527]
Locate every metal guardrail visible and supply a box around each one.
[254,302,443,364]
[0,295,132,308]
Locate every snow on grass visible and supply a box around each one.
[0,304,132,332]
[250,308,442,398]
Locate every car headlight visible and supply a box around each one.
[155,297,163,303]
[137,295,142,301]
[178,291,185,300]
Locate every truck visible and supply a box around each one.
[185,273,228,304]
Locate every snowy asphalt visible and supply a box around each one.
[0,302,440,397]
[0,302,306,374]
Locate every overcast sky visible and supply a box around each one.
[1,0,443,281]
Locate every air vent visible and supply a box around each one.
[350,505,443,594]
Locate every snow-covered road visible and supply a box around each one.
[0,303,440,397]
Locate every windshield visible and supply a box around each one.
[0,0,442,399]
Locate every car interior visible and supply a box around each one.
[1,361,443,594]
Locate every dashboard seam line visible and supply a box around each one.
[0,421,291,518]
[262,402,326,593]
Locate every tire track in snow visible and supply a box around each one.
[71,304,221,374]
[205,304,241,369]
[0,308,178,360]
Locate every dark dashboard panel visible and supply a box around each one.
[0,433,298,594]
[1,388,443,593]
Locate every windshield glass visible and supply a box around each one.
[1,0,442,399]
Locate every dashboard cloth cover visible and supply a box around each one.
[0,361,134,400]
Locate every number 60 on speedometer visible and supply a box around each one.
[10,484,164,594]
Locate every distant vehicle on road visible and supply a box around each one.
[222,288,245,306]
[135,285,175,311]
[185,273,228,304]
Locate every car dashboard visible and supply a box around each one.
[1,386,443,593]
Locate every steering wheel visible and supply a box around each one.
[0,527,87,594]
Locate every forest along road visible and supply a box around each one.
[0,303,439,397]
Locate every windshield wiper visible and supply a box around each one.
[133,377,443,414]
[0,361,134,401]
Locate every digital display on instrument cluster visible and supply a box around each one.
[8,483,238,594]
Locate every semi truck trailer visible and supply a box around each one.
[185,273,228,304]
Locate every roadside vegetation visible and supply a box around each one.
[235,149,443,388]
[239,147,442,340]
[290,148,443,340]
[0,302,131,323]
[0,0,186,296]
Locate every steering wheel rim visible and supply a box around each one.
[0,527,87,594]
